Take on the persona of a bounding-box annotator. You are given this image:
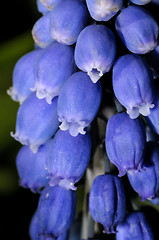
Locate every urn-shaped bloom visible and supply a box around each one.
[105,112,146,176]
[74,24,116,83]
[113,54,155,119]
[7,49,42,104]
[57,71,102,137]
[86,0,124,21]
[37,0,49,15]
[89,174,126,233]
[116,211,154,240]
[115,6,158,54]
[32,42,76,104]
[11,93,59,153]
[46,129,91,190]
[127,142,159,201]
[36,186,76,239]
[49,0,88,45]
[32,11,54,48]
[16,141,51,193]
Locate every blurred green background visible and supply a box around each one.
[0,1,41,239]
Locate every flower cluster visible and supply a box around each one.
[8,0,159,239]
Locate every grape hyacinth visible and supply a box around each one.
[8,0,159,239]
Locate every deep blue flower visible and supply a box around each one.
[7,48,42,104]
[89,174,126,234]
[115,6,158,54]
[105,112,146,176]
[16,141,51,193]
[37,0,49,15]
[11,93,59,153]
[49,0,88,45]
[116,211,154,240]
[32,11,54,48]
[86,0,124,21]
[57,71,102,136]
[46,129,91,190]
[74,24,116,83]
[127,142,159,201]
[31,42,76,104]
[113,54,155,119]
[35,185,76,239]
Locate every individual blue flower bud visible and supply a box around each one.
[36,185,76,239]
[49,0,88,45]
[115,6,158,54]
[89,174,126,233]
[116,211,154,240]
[146,89,159,134]
[74,24,116,83]
[32,42,76,104]
[29,211,68,240]
[127,142,159,201]
[129,0,151,5]
[32,12,54,48]
[46,129,91,190]
[40,0,62,10]
[16,141,51,193]
[37,0,49,15]
[105,112,146,176]
[58,71,102,137]
[86,0,124,21]
[11,93,59,153]
[113,54,154,119]
[7,49,42,104]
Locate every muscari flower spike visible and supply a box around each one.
[105,112,146,176]
[57,71,102,137]
[86,0,124,21]
[31,42,76,104]
[16,140,51,193]
[115,6,159,54]
[129,0,151,5]
[35,185,76,240]
[113,54,155,119]
[32,11,54,48]
[116,211,154,240]
[11,93,59,153]
[89,174,126,234]
[127,142,159,201]
[7,48,42,104]
[74,24,116,83]
[49,0,88,45]
[46,129,91,190]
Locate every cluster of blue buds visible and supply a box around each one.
[8,0,159,239]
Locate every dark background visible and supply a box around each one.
[1,1,159,240]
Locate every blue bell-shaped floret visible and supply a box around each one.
[39,0,62,10]
[57,71,102,137]
[105,112,146,176]
[113,54,155,119]
[129,0,151,5]
[7,48,42,104]
[35,185,76,239]
[115,6,158,54]
[89,174,126,234]
[29,211,68,240]
[127,142,159,201]
[11,93,59,153]
[46,129,91,190]
[16,140,51,193]
[146,89,159,134]
[86,0,124,21]
[49,0,88,45]
[37,0,49,15]
[32,42,76,104]
[32,11,54,48]
[74,24,116,83]
[116,211,154,240]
